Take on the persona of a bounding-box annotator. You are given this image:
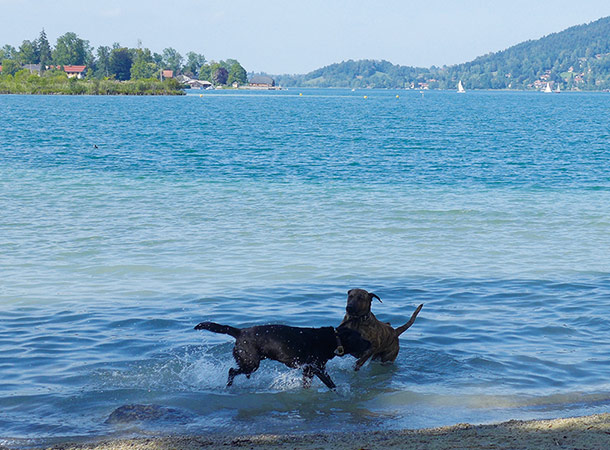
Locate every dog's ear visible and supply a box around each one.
[369,293,382,303]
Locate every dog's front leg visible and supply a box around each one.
[313,366,336,389]
[354,349,375,371]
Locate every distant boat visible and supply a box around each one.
[544,82,552,93]
[555,84,561,93]
[457,80,466,93]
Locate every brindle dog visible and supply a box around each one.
[340,288,423,371]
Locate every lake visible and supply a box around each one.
[1,89,609,445]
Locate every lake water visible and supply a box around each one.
[1,89,610,446]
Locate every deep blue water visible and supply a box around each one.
[1,89,610,446]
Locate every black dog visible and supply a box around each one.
[195,322,371,389]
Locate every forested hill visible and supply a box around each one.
[274,16,610,90]
[274,60,430,89]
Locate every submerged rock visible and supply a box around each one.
[105,404,191,425]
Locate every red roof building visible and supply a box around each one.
[62,65,87,78]
[50,65,87,78]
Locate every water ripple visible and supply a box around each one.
[2,91,610,440]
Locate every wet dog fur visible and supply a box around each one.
[194,322,371,389]
[339,288,423,370]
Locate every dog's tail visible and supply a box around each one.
[395,304,424,336]
[194,321,241,338]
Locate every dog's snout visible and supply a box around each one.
[346,304,356,314]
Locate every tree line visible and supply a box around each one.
[0,30,247,86]
[275,16,610,90]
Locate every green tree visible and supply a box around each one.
[130,48,158,80]
[1,59,22,76]
[162,47,183,73]
[227,61,247,85]
[0,44,16,60]
[152,52,163,66]
[109,47,133,81]
[53,32,90,65]
[184,52,206,78]
[37,29,52,69]
[130,60,158,79]
[198,63,212,81]
[95,46,111,78]
[132,47,149,63]
[18,40,38,64]
[211,64,228,85]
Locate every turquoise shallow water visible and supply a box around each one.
[1,89,610,445]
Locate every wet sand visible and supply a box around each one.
[26,413,610,450]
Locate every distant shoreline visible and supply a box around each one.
[2,85,609,96]
[0,78,185,96]
[21,413,610,450]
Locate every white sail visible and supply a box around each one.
[457,80,466,93]
[544,82,552,93]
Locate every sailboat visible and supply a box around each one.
[544,82,552,93]
[555,84,561,93]
[457,80,466,93]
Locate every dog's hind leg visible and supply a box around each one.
[302,365,314,389]
[227,355,260,387]
[354,349,375,371]
[227,368,240,386]
[227,363,259,386]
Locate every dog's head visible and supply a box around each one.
[345,288,381,317]
[335,326,371,357]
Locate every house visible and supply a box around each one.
[49,65,87,78]
[248,75,275,88]
[188,79,213,89]
[62,65,87,78]
[176,74,193,83]
[162,70,174,79]
[175,74,213,89]
[23,64,42,74]
[0,64,42,74]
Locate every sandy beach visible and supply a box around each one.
[19,413,608,450]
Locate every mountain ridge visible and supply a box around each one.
[272,16,610,90]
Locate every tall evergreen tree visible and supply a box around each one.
[37,29,52,69]
[95,46,111,78]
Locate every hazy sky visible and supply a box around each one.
[1,0,609,74]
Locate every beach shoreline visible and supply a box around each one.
[12,413,608,450]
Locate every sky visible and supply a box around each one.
[1,0,610,74]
